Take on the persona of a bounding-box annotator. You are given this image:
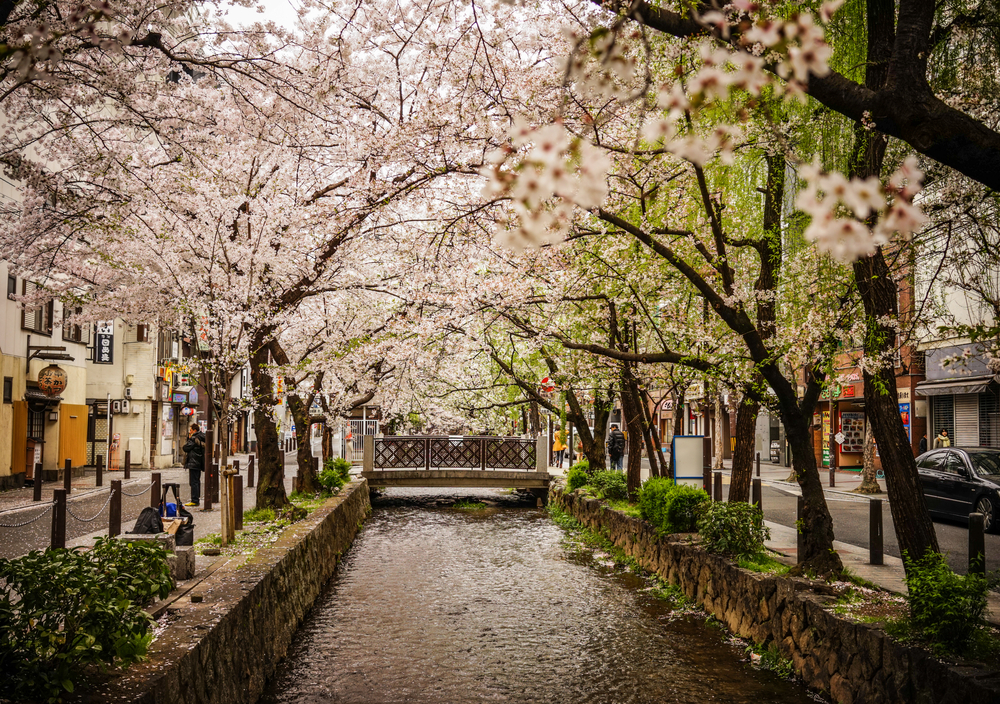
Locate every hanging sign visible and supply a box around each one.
[95,321,114,364]
[37,364,68,396]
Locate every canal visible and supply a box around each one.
[260,488,825,704]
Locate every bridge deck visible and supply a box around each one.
[362,469,551,489]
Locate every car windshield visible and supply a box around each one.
[970,451,1000,476]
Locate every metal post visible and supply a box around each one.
[703,438,712,494]
[796,496,805,564]
[424,437,430,471]
[233,458,240,474]
[752,478,762,511]
[233,475,243,531]
[63,458,72,494]
[205,428,214,497]
[969,512,986,575]
[870,498,883,565]
[829,465,835,488]
[755,451,761,477]
[33,462,42,501]
[96,454,104,487]
[124,450,131,480]
[109,480,122,537]
[150,473,161,509]
[51,489,67,549]
[713,471,723,501]
[248,454,255,488]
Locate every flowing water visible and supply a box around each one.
[260,489,825,704]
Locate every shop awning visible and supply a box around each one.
[915,375,996,397]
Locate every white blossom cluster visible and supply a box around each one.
[481,120,610,250]
[795,156,927,262]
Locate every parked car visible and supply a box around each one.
[915,447,1000,532]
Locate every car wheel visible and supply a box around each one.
[975,496,997,533]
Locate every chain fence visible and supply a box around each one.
[0,502,54,529]
[65,490,117,524]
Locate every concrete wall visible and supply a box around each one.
[551,483,1000,704]
[93,479,372,704]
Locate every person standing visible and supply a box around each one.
[607,424,626,471]
[918,434,928,455]
[933,429,951,449]
[183,422,206,507]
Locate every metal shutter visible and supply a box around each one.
[932,396,954,439]
[954,394,979,447]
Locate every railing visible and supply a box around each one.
[372,436,537,471]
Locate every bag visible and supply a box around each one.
[163,502,178,518]
[159,483,195,546]
[132,507,164,534]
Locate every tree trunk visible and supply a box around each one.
[250,335,289,510]
[632,379,663,478]
[782,406,843,574]
[854,418,883,494]
[620,374,644,496]
[729,394,760,503]
[288,392,321,494]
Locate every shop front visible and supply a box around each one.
[917,345,1000,449]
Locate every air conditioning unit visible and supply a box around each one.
[124,387,133,399]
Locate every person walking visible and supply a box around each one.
[183,422,206,507]
[933,429,951,449]
[607,424,626,471]
[552,431,567,468]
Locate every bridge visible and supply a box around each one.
[361,435,550,490]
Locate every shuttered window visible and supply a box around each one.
[955,394,980,446]
[932,396,954,440]
[981,389,1000,448]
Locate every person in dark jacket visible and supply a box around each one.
[607,424,626,471]
[918,434,928,455]
[183,422,206,506]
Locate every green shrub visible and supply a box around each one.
[566,462,589,492]
[697,501,770,559]
[590,470,628,501]
[638,477,709,533]
[0,538,173,702]
[665,484,711,532]
[319,456,353,494]
[904,550,988,654]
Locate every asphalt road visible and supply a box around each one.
[757,483,1000,576]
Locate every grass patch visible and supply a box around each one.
[452,500,487,510]
[289,491,329,513]
[243,507,275,523]
[744,641,795,678]
[737,552,790,575]
[604,498,641,518]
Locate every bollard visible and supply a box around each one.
[703,465,712,495]
[796,496,805,564]
[233,475,243,531]
[755,451,761,477]
[33,462,42,501]
[124,450,131,480]
[150,473,161,509]
[870,498,883,565]
[248,454,255,488]
[211,461,220,504]
[713,471,723,501]
[969,512,986,575]
[51,489,67,549]
[64,458,72,494]
[96,454,104,487]
[752,478,762,512]
[109,480,122,537]
[233,459,240,474]
[829,465,835,488]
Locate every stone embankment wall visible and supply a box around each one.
[551,483,1000,704]
[93,479,371,704]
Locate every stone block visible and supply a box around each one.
[168,546,195,581]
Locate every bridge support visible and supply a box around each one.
[363,435,374,473]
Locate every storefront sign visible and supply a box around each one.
[95,321,114,364]
[822,411,831,466]
[898,388,911,403]
[840,412,865,454]
[37,364,67,396]
[841,385,856,398]
[899,402,911,441]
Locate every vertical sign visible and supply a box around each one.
[821,411,831,467]
[95,321,114,364]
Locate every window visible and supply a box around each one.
[20,282,53,335]
[7,274,15,300]
[942,453,966,475]
[2,377,11,404]
[62,306,89,343]
[917,452,945,471]
[27,409,44,441]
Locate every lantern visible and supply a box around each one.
[37,364,68,397]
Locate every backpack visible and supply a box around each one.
[132,507,164,535]
[609,431,625,453]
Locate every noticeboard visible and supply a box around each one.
[671,435,705,488]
